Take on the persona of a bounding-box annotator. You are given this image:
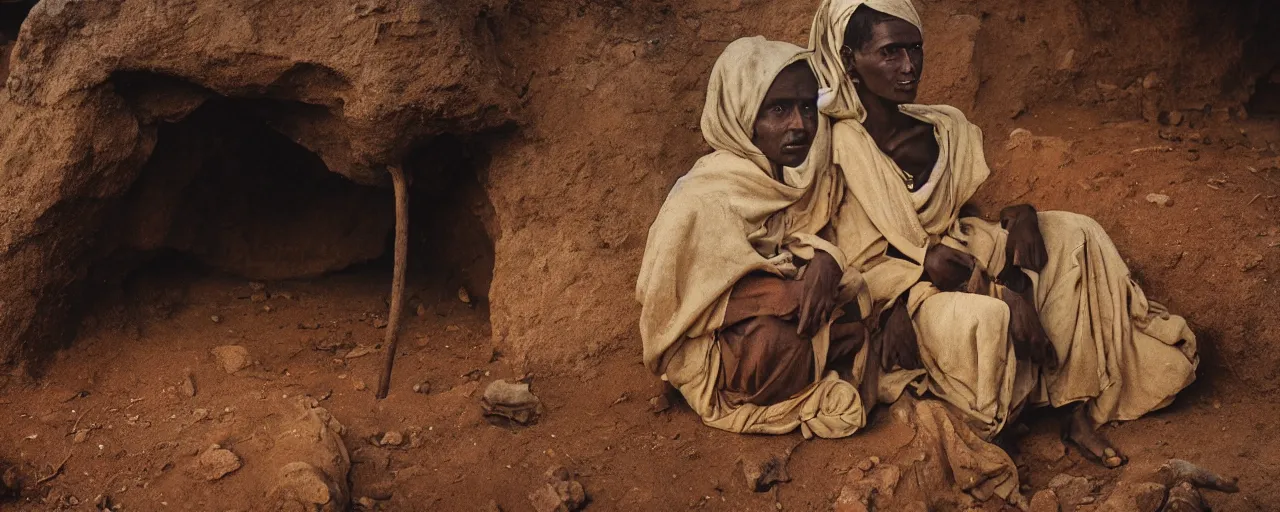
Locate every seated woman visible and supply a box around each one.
[636,36,873,438]
[808,0,1199,466]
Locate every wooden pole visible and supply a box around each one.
[376,165,409,399]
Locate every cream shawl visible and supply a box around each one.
[809,0,990,313]
[636,37,868,438]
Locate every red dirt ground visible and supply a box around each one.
[1,110,1277,510]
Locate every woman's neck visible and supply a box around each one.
[857,86,914,143]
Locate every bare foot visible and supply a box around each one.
[1063,406,1126,468]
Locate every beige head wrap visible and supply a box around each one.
[637,37,866,439]
[700,35,831,187]
[809,0,923,121]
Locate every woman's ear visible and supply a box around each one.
[839,45,861,84]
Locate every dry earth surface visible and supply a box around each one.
[1,0,1278,510]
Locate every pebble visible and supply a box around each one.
[458,287,472,305]
[412,381,431,394]
[180,373,197,398]
[1047,473,1095,507]
[195,445,242,481]
[1144,193,1173,207]
[73,429,89,444]
[1029,489,1060,512]
[210,345,251,374]
[250,292,269,303]
[210,315,222,324]
[353,379,368,391]
[380,431,404,447]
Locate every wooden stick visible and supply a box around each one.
[376,165,409,399]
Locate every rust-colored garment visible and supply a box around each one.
[719,274,864,406]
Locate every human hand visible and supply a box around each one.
[923,243,975,292]
[1000,286,1057,371]
[797,250,843,337]
[1001,204,1048,272]
[879,300,921,371]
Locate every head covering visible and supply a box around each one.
[637,37,865,439]
[700,36,830,188]
[809,0,923,121]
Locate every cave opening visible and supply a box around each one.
[85,91,497,338]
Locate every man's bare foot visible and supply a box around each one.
[1063,406,1126,468]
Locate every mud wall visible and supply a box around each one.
[0,0,1276,382]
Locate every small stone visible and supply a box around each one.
[1057,49,1076,71]
[73,429,89,444]
[357,496,375,509]
[248,281,267,292]
[482,380,544,425]
[1097,482,1166,512]
[1185,151,1200,162]
[1047,473,1096,507]
[345,345,375,359]
[1142,72,1162,89]
[250,292,269,303]
[412,382,431,394]
[414,334,430,348]
[1029,489,1060,512]
[210,345,251,374]
[195,446,242,481]
[457,287,472,305]
[210,315,222,323]
[1145,193,1173,207]
[868,456,880,465]
[856,459,874,472]
[1160,110,1184,126]
[416,304,428,318]
[261,305,273,313]
[353,379,368,391]
[445,325,460,332]
[739,452,792,492]
[180,372,197,397]
[649,394,671,414]
[1213,400,1222,409]
[380,431,404,447]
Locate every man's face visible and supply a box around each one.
[844,19,924,104]
[752,62,820,170]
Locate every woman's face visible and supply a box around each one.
[842,19,924,105]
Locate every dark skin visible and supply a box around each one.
[844,16,1118,467]
[748,62,848,338]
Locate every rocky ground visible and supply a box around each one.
[0,107,1277,510]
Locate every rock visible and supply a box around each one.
[194,446,242,481]
[482,380,543,426]
[352,379,367,392]
[1143,72,1163,90]
[73,429,89,444]
[739,450,792,492]
[180,372,197,397]
[1097,481,1166,512]
[356,496,376,509]
[415,304,428,318]
[251,292,269,303]
[529,466,587,512]
[649,394,671,414]
[210,315,222,324]
[267,400,352,512]
[344,345,375,359]
[1157,459,1239,492]
[457,287,472,305]
[1029,490,1060,512]
[412,381,431,394]
[856,458,875,472]
[1057,49,1077,72]
[380,431,403,447]
[249,281,267,292]
[211,345,251,374]
[1047,474,1096,507]
[1164,481,1206,511]
[1145,193,1174,207]
[1160,110,1185,126]
[834,463,901,512]
[1006,128,1034,150]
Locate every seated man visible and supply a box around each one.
[808,0,1199,466]
[637,36,872,438]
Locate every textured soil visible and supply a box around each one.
[1,0,1279,510]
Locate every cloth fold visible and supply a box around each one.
[637,37,871,438]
